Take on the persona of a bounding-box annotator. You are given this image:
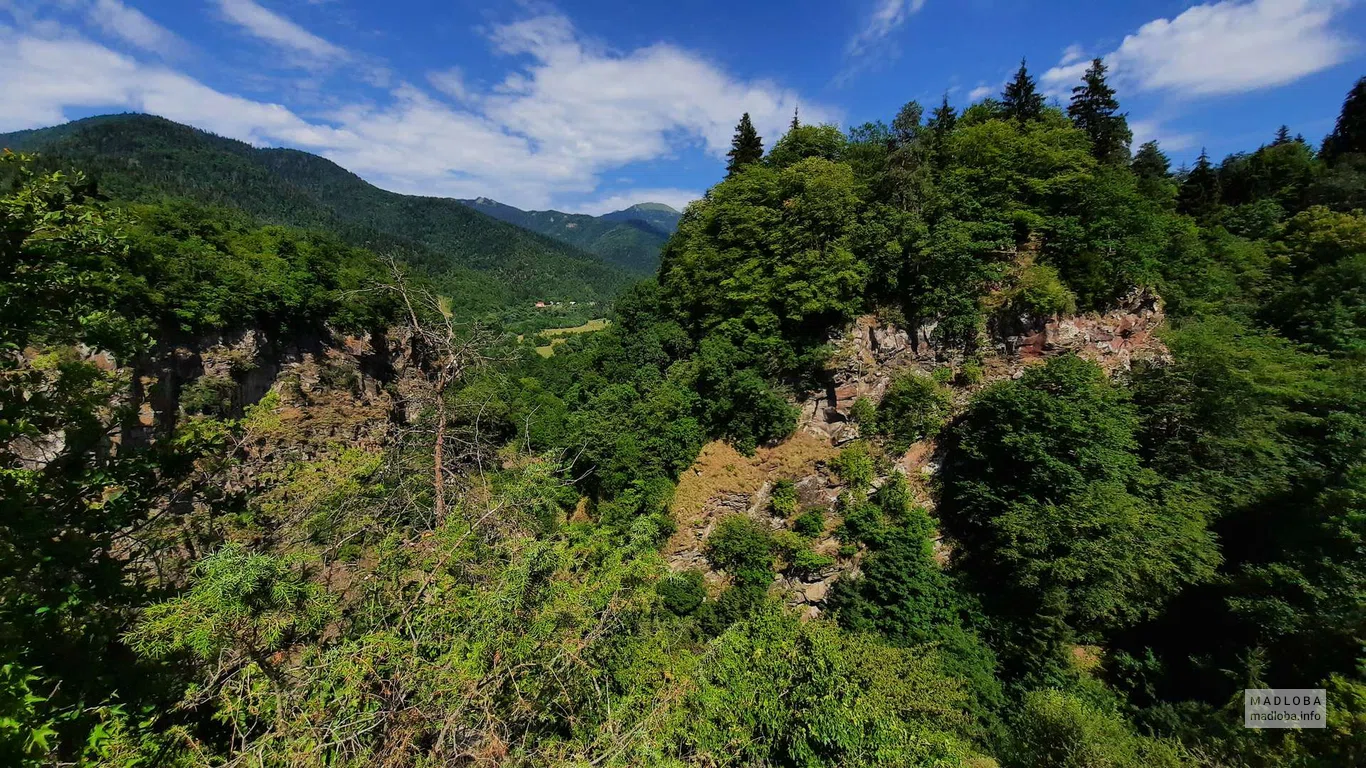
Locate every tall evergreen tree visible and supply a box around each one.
[1177,149,1222,220]
[926,94,958,170]
[791,105,800,131]
[1321,76,1366,163]
[1132,141,1176,206]
[928,93,958,137]
[1131,141,1170,182]
[1066,58,1132,163]
[726,113,764,176]
[1273,125,1293,146]
[1001,58,1045,123]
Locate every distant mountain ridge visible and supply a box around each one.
[0,113,637,315]
[458,198,682,273]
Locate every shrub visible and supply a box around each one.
[876,373,952,451]
[1009,688,1187,768]
[849,396,878,426]
[790,548,835,576]
[794,509,826,538]
[769,480,798,517]
[706,517,773,573]
[658,570,707,616]
[181,374,236,417]
[1010,261,1078,318]
[956,360,985,386]
[830,443,875,491]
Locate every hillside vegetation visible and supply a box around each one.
[0,114,633,315]
[460,198,681,273]
[2,63,1364,768]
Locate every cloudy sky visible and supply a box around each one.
[1,0,1362,213]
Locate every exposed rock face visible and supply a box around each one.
[1007,289,1167,373]
[678,294,1170,620]
[799,290,1167,444]
[119,326,420,447]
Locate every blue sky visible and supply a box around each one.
[2,0,1364,213]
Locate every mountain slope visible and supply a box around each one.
[458,198,681,273]
[0,114,634,314]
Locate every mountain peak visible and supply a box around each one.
[626,202,680,214]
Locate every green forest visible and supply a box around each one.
[0,114,636,315]
[2,60,1364,767]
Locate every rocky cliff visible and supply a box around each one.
[668,293,1170,618]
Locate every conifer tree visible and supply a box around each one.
[791,105,800,131]
[928,93,958,137]
[1177,149,1221,220]
[1002,58,1045,123]
[726,113,764,176]
[1321,76,1366,163]
[1067,58,1132,163]
[1273,125,1292,146]
[1131,141,1170,182]
[927,94,958,169]
[1131,141,1174,205]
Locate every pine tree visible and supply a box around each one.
[791,105,800,131]
[1131,141,1170,182]
[726,113,764,176]
[1002,58,1045,123]
[1132,141,1174,205]
[1067,58,1132,163]
[1273,125,1292,146]
[927,94,958,170]
[928,93,958,137]
[1177,149,1221,220]
[1321,76,1366,163]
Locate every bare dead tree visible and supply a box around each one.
[378,256,497,520]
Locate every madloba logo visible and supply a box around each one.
[1244,688,1327,729]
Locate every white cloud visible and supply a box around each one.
[0,13,831,211]
[427,66,473,103]
[0,28,340,143]
[88,0,180,56]
[215,0,346,65]
[478,13,834,175]
[846,0,926,58]
[1130,119,1198,152]
[1041,58,1089,99]
[968,83,992,101]
[1059,43,1086,66]
[1095,0,1354,97]
[566,188,701,216]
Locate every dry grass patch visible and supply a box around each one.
[667,433,839,564]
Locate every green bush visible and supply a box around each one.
[769,480,797,517]
[876,373,953,451]
[657,570,707,616]
[956,360,985,386]
[790,548,835,576]
[706,517,773,573]
[830,443,876,491]
[849,396,878,426]
[181,374,236,416]
[793,509,826,538]
[1008,688,1187,768]
[1009,261,1078,318]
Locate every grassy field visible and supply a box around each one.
[532,318,610,356]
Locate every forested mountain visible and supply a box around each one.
[3,64,1365,768]
[459,197,680,272]
[0,114,633,314]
